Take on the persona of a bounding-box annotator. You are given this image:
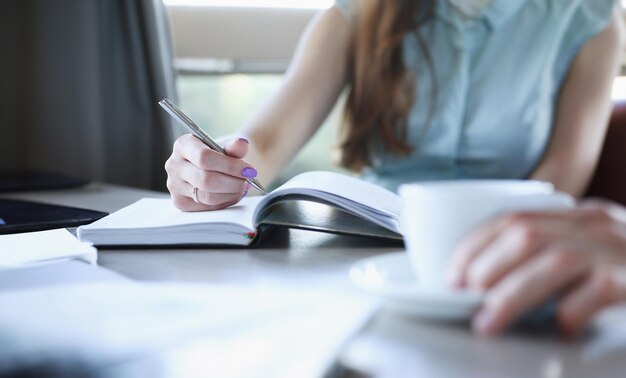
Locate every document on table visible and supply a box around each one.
[0,282,375,377]
[0,260,128,292]
[0,229,97,268]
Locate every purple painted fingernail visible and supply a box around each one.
[236,137,249,144]
[241,167,257,178]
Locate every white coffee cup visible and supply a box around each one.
[399,180,575,291]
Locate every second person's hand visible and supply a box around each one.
[165,134,259,211]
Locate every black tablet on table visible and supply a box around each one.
[0,171,107,234]
[0,199,108,235]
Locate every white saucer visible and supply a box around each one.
[350,252,483,321]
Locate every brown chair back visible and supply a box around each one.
[585,100,626,205]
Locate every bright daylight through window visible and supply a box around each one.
[165,0,344,188]
[163,0,333,8]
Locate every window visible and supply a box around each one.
[177,74,346,186]
[164,0,333,9]
[165,0,344,188]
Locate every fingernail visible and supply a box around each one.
[241,188,249,198]
[241,167,257,178]
[473,311,496,335]
[236,137,249,144]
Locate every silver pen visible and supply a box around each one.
[159,98,267,194]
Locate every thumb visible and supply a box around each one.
[222,137,250,159]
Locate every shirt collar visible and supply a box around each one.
[481,0,528,30]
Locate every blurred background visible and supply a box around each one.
[1,0,626,192]
[168,0,626,191]
[167,0,346,187]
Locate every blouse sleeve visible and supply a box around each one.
[565,0,618,53]
[334,0,356,23]
[553,0,618,82]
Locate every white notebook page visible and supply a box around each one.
[81,197,263,231]
[271,171,401,217]
[254,171,402,232]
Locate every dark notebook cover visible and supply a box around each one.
[258,200,404,241]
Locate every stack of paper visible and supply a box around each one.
[0,229,96,268]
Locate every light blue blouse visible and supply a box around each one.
[335,0,618,191]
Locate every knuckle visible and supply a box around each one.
[504,213,531,226]
[199,171,217,191]
[593,270,616,303]
[512,224,540,248]
[470,270,489,290]
[202,193,236,208]
[181,134,195,143]
[500,214,520,228]
[466,266,482,287]
[547,248,576,269]
[590,226,620,245]
[172,137,183,152]
[171,195,190,211]
[164,158,175,173]
[487,294,516,318]
[203,192,219,206]
[195,148,213,168]
[223,157,240,175]
[174,135,192,153]
[584,206,613,223]
[166,178,175,193]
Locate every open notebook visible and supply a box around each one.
[77,171,402,247]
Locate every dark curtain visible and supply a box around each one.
[0,0,177,190]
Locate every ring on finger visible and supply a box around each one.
[191,186,200,203]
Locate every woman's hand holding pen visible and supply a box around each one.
[165,134,258,211]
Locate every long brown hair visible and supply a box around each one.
[339,0,437,172]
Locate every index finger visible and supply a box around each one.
[453,203,626,291]
[446,215,513,287]
[447,211,577,288]
[174,134,255,179]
